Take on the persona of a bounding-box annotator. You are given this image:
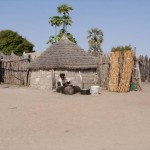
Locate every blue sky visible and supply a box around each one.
[0,0,150,56]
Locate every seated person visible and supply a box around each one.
[56,73,71,93]
[56,73,81,95]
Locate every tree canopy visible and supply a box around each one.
[57,4,73,15]
[48,4,76,44]
[87,28,104,55]
[0,30,34,56]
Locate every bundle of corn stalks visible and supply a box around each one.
[108,46,135,92]
[118,51,134,92]
[108,51,120,92]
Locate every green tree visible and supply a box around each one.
[48,4,76,44]
[87,28,104,54]
[57,4,73,15]
[47,36,57,44]
[61,15,73,32]
[0,30,34,56]
[57,4,73,33]
[49,16,62,38]
[57,29,77,44]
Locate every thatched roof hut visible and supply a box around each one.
[29,36,97,70]
[29,36,98,90]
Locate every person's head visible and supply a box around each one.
[60,73,65,80]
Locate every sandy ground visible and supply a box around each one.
[0,83,150,150]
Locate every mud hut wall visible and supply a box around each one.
[30,70,52,90]
[55,69,97,89]
[30,69,97,90]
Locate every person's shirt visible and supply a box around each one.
[58,77,71,86]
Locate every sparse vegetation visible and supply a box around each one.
[111,45,132,53]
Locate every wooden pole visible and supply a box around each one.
[79,71,84,89]
[136,61,142,91]
[52,69,56,90]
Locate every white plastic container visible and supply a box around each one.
[90,86,100,95]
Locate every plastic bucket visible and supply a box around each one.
[90,86,100,95]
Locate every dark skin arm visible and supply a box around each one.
[63,81,71,87]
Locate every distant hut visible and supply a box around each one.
[23,51,41,61]
[29,36,98,90]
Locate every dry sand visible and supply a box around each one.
[0,83,150,150]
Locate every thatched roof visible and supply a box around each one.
[29,36,97,70]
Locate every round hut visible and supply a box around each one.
[29,36,98,90]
